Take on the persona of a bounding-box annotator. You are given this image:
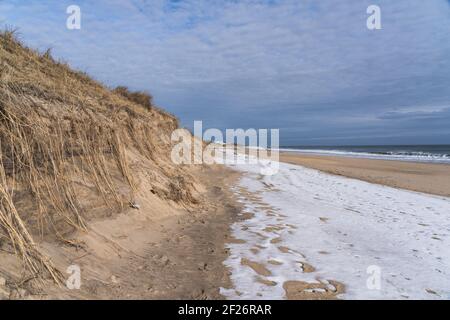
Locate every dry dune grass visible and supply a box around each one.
[0,29,199,284]
[113,86,153,111]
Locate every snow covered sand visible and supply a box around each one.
[221,155,450,300]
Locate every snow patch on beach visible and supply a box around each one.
[221,153,450,299]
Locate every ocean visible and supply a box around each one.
[279,145,450,164]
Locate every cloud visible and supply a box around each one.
[2,0,450,145]
[378,106,450,120]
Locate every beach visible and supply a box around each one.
[280,152,450,197]
[220,151,450,299]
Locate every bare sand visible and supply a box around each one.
[0,164,242,300]
[280,153,450,197]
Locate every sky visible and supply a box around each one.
[1,0,450,146]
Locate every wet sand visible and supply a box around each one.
[280,153,450,197]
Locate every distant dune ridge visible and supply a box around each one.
[0,29,201,286]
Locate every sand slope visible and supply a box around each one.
[0,30,223,299]
[0,164,240,299]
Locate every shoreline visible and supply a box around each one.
[279,152,450,198]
